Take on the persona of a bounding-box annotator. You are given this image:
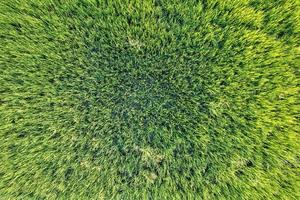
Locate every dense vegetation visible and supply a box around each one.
[0,0,299,199]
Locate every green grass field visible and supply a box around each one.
[0,0,299,199]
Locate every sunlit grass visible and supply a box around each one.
[0,0,299,199]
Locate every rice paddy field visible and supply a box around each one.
[0,0,299,199]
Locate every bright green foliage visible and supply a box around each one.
[0,0,299,199]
